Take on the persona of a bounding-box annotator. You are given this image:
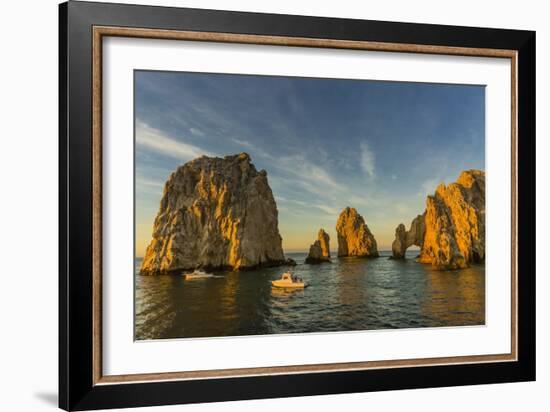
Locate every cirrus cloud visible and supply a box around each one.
[136,120,214,160]
[360,142,375,178]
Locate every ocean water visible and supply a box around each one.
[134,251,485,340]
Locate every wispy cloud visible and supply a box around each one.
[360,142,375,178]
[136,177,165,195]
[313,204,340,216]
[231,138,254,149]
[136,120,214,160]
[394,203,412,215]
[189,127,205,137]
[137,177,164,188]
[274,186,340,218]
[270,155,358,221]
[231,138,274,160]
[278,155,340,190]
[274,197,308,208]
[349,195,369,207]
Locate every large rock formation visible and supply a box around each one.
[305,228,331,264]
[391,170,485,270]
[336,207,379,258]
[139,153,287,275]
[391,214,426,259]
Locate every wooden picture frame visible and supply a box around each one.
[59,1,535,410]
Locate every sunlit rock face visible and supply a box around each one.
[336,207,379,258]
[139,153,286,275]
[391,214,426,259]
[392,169,485,270]
[305,228,331,264]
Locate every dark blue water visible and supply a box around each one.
[135,251,485,340]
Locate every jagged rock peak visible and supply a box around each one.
[391,169,485,270]
[336,207,379,258]
[139,153,286,275]
[305,228,331,264]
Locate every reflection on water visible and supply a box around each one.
[135,251,485,340]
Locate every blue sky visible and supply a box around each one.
[135,70,485,255]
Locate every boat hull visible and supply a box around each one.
[184,274,214,280]
[271,280,307,288]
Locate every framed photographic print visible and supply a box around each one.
[59,1,536,410]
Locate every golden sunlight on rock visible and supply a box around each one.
[336,207,379,258]
[305,228,331,264]
[392,170,485,270]
[139,153,289,275]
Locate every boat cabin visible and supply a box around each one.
[281,272,292,281]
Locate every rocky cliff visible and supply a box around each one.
[336,207,379,258]
[139,153,287,275]
[305,228,331,264]
[391,170,485,270]
[391,214,426,259]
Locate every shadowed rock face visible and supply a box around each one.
[305,228,331,264]
[391,214,426,259]
[392,169,485,270]
[139,153,286,275]
[336,207,379,258]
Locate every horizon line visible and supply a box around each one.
[134,248,423,259]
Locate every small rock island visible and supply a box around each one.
[305,228,331,264]
[336,207,379,258]
[391,169,485,270]
[139,153,290,275]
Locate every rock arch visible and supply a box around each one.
[391,214,426,259]
[391,169,485,269]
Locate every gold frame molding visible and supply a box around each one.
[92,26,518,386]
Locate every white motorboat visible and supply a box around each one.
[183,269,215,280]
[271,272,307,288]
